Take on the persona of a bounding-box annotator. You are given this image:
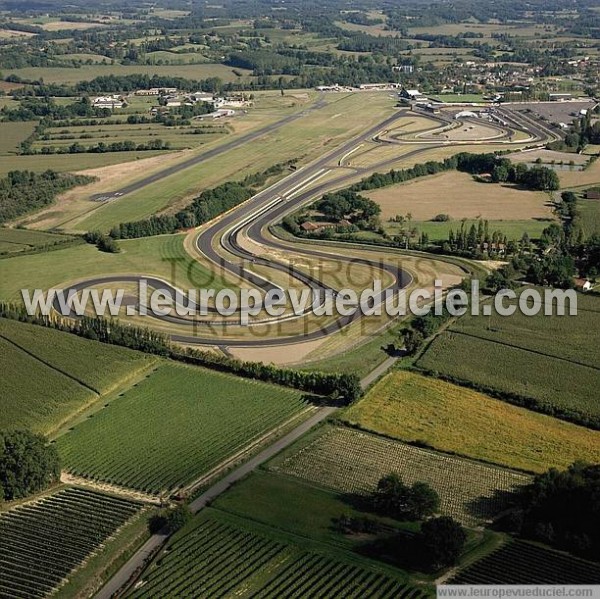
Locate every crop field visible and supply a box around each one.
[365,171,553,222]
[0,334,94,434]
[450,540,600,584]
[0,318,156,395]
[57,363,309,494]
[416,330,600,429]
[449,293,599,369]
[0,319,155,435]
[0,487,142,599]
[343,371,600,473]
[35,122,228,153]
[0,121,37,154]
[130,510,422,599]
[269,425,529,526]
[580,198,600,237]
[4,63,254,85]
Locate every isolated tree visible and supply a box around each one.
[420,516,467,569]
[148,504,192,535]
[407,482,441,520]
[373,474,440,520]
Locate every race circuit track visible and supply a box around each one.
[57,102,555,347]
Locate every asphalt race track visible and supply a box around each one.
[58,102,553,347]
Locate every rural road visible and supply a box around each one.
[94,359,394,599]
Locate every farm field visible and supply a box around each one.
[0,120,37,154]
[4,63,254,85]
[0,319,155,435]
[268,425,530,526]
[343,371,600,473]
[449,292,600,369]
[0,150,170,176]
[365,171,553,222]
[0,487,142,599]
[34,122,228,152]
[416,319,600,429]
[579,198,600,237]
[0,317,156,394]
[129,509,422,599]
[56,363,309,494]
[450,540,600,584]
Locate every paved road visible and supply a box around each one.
[360,355,399,389]
[90,96,327,201]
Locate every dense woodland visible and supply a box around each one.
[0,170,94,224]
[500,462,600,561]
[0,430,60,501]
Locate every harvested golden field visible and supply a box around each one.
[366,171,554,221]
[560,158,600,189]
[343,371,600,473]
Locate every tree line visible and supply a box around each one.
[30,138,171,156]
[0,308,362,403]
[498,462,600,561]
[109,161,296,240]
[0,170,95,225]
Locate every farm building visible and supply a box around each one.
[574,278,593,292]
[189,92,215,103]
[135,87,178,96]
[399,88,426,102]
[92,95,125,109]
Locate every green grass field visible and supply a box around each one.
[299,327,397,377]
[129,508,422,599]
[269,425,530,526]
[57,363,309,494]
[4,63,254,85]
[0,151,169,176]
[430,94,487,103]
[0,318,155,435]
[0,121,37,155]
[343,371,600,473]
[416,292,600,427]
[0,228,79,255]
[0,233,232,302]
